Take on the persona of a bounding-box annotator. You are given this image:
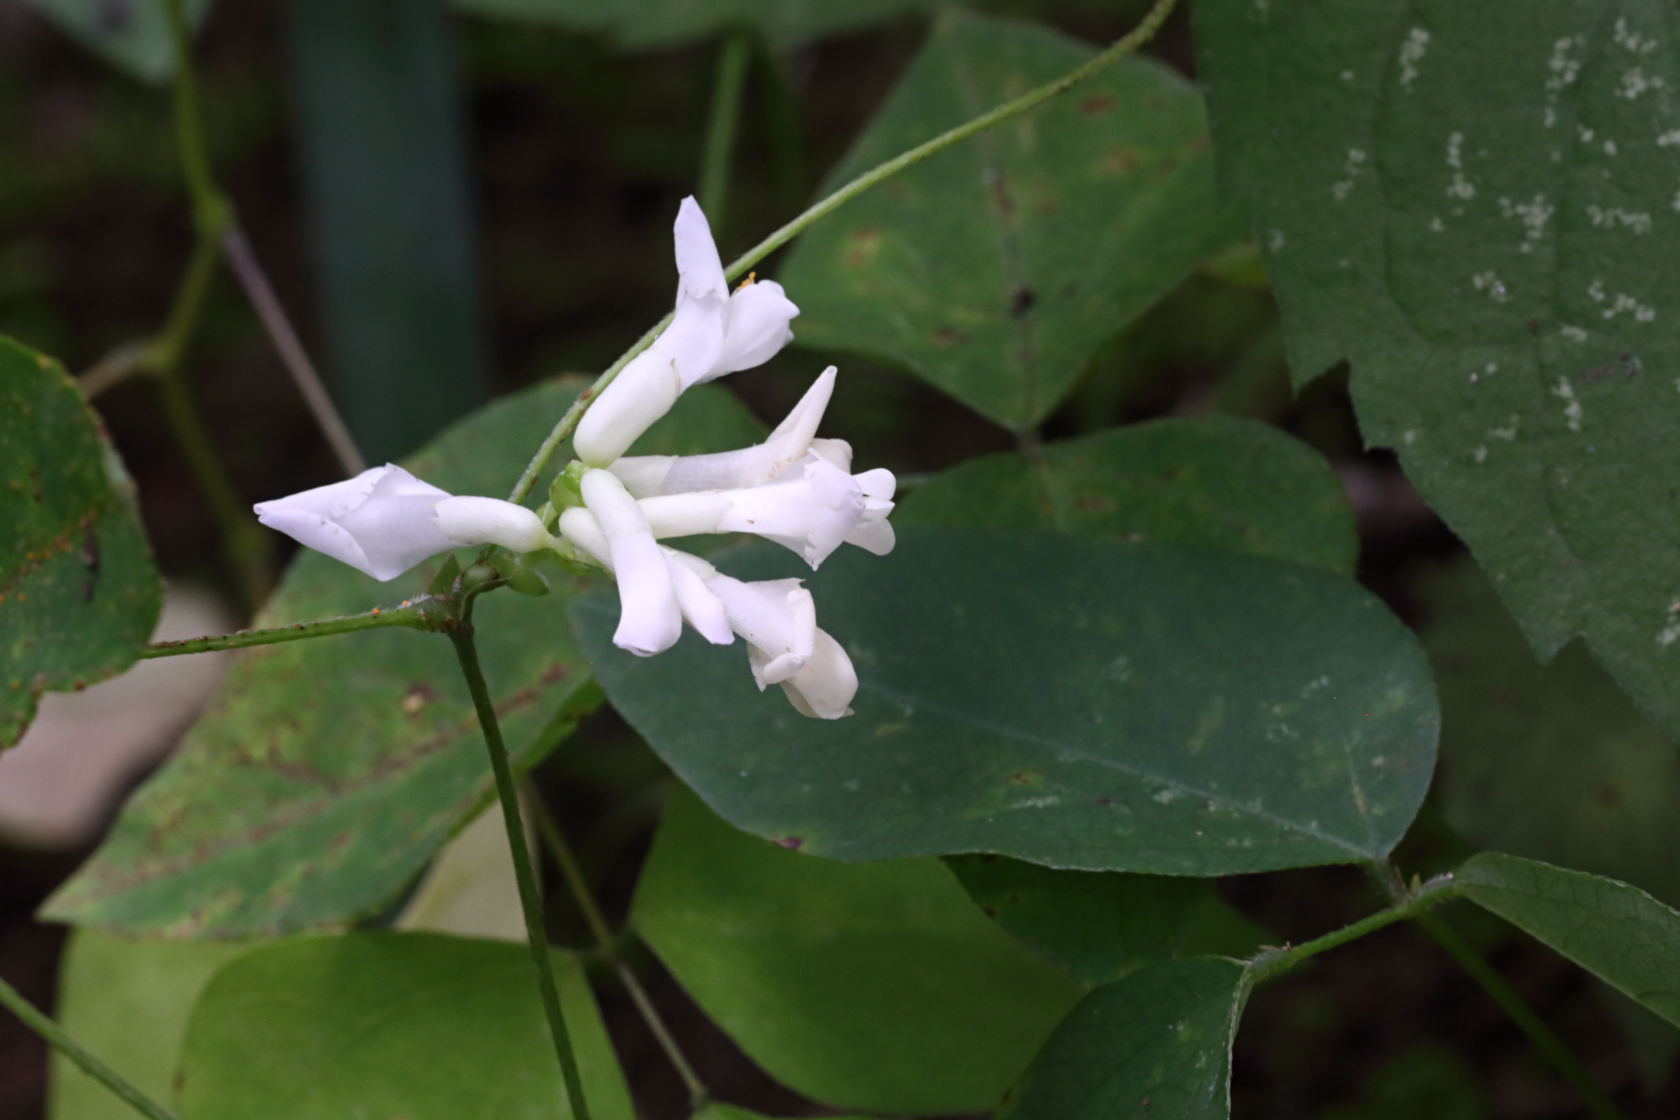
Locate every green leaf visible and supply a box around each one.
[896,418,1356,573]
[47,930,249,1120]
[693,1109,875,1120]
[575,528,1439,875]
[22,0,211,83]
[631,787,1081,1115]
[780,11,1245,430]
[1456,852,1680,1028]
[945,855,1267,987]
[1000,958,1247,1120]
[1,336,161,748]
[1193,0,1680,738]
[1421,561,1680,906]
[43,379,763,936]
[175,933,632,1120]
[451,0,940,51]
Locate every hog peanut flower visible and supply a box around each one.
[253,464,551,581]
[572,197,799,467]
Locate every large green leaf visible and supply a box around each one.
[945,855,1266,987]
[452,0,939,50]
[21,0,212,83]
[1194,0,1680,737]
[43,380,763,936]
[896,418,1356,573]
[1456,853,1680,1029]
[780,12,1245,430]
[1,336,160,748]
[48,930,249,1120]
[632,787,1081,1115]
[576,528,1439,875]
[175,933,632,1120]
[1421,561,1680,906]
[1001,958,1248,1120]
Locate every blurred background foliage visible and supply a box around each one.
[1,0,1674,1116]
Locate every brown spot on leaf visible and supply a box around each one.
[401,684,436,716]
[1100,149,1142,177]
[845,227,882,268]
[932,325,967,347]
[1079,94,1115,115]
[1097,796,1115,806]
[982,906,997,918]
[1010,287,1037,317]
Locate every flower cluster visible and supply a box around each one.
[252,197,894,718]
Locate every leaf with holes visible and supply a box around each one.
[1000,958,1248,1120]
[42,380,764,937]
[1456,853,1680,1029]
[780,11,1245,430]
[896,417,1356,573]
[175,933,632,1119]
[633,788,1081,1115]
[1,337,160,748]
[575,528,1438,876]
[1194,0,1680,738]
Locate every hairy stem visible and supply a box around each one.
[698,31,752,224]
[450,621,591,1120]
[139,599,438,658]
[0,974,180,1120]
[529,792,709,1108]
[506,0,1180,504]
[1244,873,1457,986]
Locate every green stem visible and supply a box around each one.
[163,0,230,237]
[79,341,154,399]
[698,31,752,224]
[1244,873,1457,986]
[140,599,438,658]
[449,620,592,1120]
[1415,910,1624,1119]
[0,973,180,1120]
[505,0,1180,504]
[528,792,710,1109]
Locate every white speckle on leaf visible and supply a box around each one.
[1402,429,1418,445]
[1011,796,1061,810]
[1471,270,1508,301]
[1587,278,1607,303]
[1399,27,1430,90]
[1300,675,1331,699]
[1619,66,1664,99]
[1472,445,1489,463]
[1613,17,1658,56]
[1553,377,1584,432]
[1429,216,1444,232]
[1578,125,1596,143]
[1659,129,1680,147]
[1266,228,1286,252]
[1604,138,1619,156]
[1153,787,1183,806]
[1445,132,1476,199]
[1490,415,1520,440]
[1331,147,1367,202]
[1485,361,1499,374]
[1340,69,1355,82]
[1561,324,1588,341]
[1586,205,1652,234]
[1497,194,1554,246]
[1547,37,1583,94]
[1602,291,1656,321]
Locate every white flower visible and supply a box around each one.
[608,366,836,497]
[635,453,896,569]
[666,553,858,718]
[570,470,681,657]
[573,197,799,466]
[253,465,550,582]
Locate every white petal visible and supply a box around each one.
[611,366,837,497]
[709,279,799,379]
[843,518,896,556]
[433,497,551,553]
[581,470,681,656]
[854,467,896,502]
[664,551,733,645]
[808,438,853,471]
[252,465,384,522]
[254,505,378,577]
[780,629,858,719]
[705,574,814,682]
[673,196,727,304]
[573,297,725,466]
[557,507,612,568]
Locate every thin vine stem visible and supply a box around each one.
[1420,911,1625,1118]
[528,792,710,1109]
[1368,863,1624,1120]
[698,31,752,223]
[506,0,1180,504]
[0,973,180,1120]
[1244,873,1457,986]
[139,599,438,658]
[449,616,592,1120]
